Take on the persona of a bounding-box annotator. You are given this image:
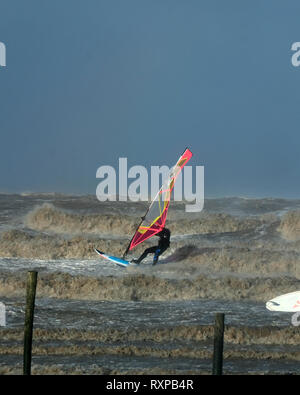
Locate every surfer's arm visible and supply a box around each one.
[155,228,166,237]
[164,228,171,240]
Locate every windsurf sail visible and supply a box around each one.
[123,148,193,258]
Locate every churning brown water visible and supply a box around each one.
[0,194,299,374]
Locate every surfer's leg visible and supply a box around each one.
[152,245,169,265]
[152,248,161,265]
[134,247,157,264]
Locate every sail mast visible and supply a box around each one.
[123,213,147,259]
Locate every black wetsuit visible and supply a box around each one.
[133,228,171,265]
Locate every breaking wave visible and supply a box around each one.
[0,197,299,301]
[3,325,300,345]
[25,204,136,236]
[278,211,300,241]
[1,325,299,375]
[24,204,266,237]
[0,271,298,302]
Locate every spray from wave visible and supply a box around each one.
[25,204,137,236]
[278,211,300,241]
[0,271,298,301]
[25,204,266,236]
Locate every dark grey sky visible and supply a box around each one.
[0,0,300,197]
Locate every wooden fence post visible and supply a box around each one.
[23,271,38,375]
[212,313,225,375]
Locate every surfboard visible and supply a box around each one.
[94,248,132,267]
[266,291,300,312]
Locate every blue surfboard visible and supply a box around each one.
[94,248,132,267]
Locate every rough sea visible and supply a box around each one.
[0,194,299,374]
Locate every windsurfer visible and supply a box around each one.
[132,228,171,265]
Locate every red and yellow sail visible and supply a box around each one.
[125,148,193,254]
